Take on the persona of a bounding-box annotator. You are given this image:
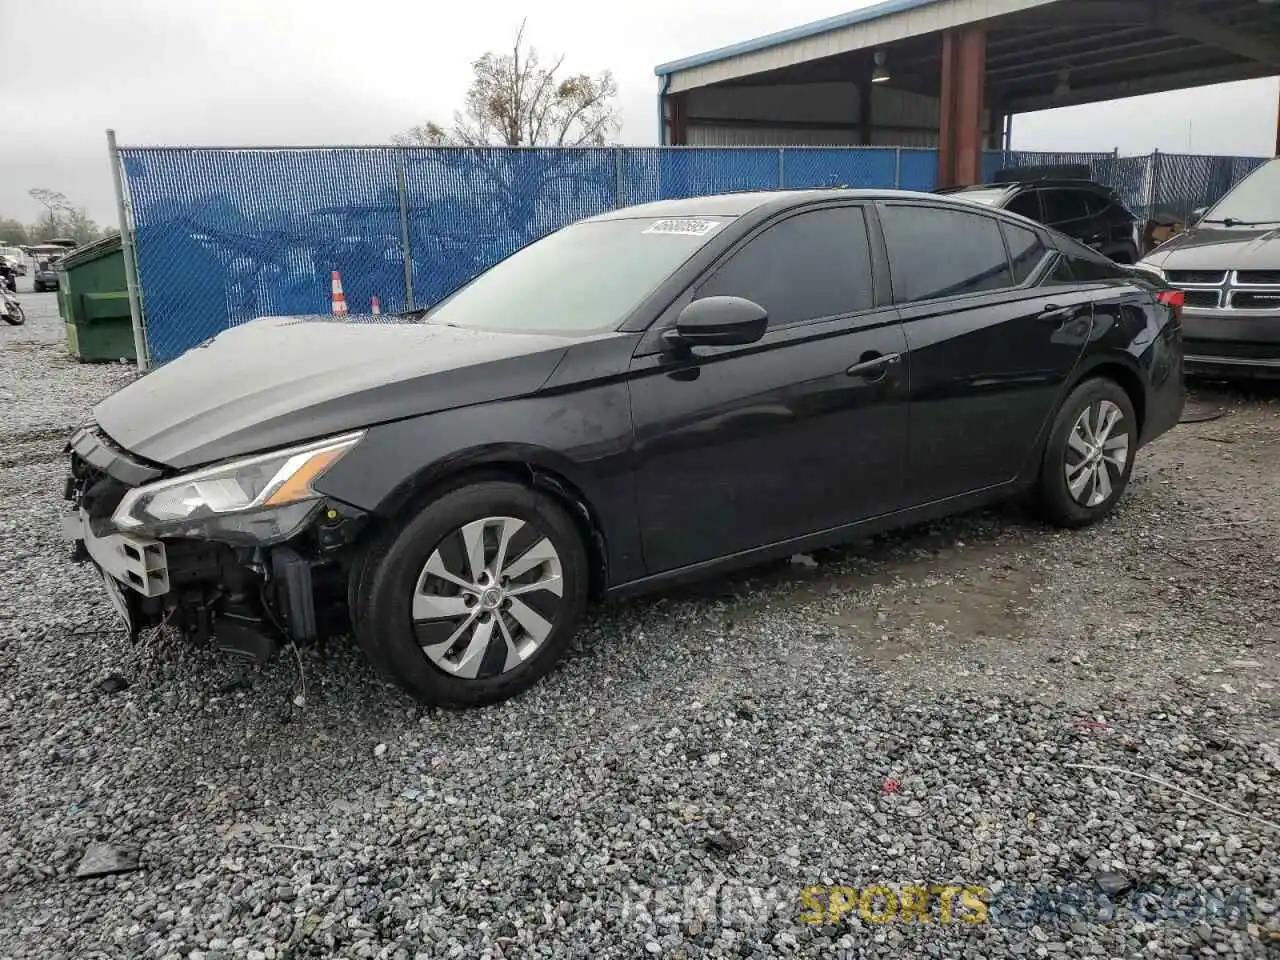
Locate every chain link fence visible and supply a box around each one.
[1148,152,1270,221]
[117,144,1268,365]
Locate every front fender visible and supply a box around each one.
[313,383,644,586]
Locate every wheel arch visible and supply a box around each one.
[1068,356,1147,437]
[365,445,611,600]
[1018,355,1148,486]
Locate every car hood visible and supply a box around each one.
[1145,225,1280,271]
[93,315,573,469]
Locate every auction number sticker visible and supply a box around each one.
[643,218,722,237]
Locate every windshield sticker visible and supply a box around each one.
[643,218,722,237]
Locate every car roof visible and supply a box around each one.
[587,188,989,222]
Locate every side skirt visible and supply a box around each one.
[605,479,1029,600]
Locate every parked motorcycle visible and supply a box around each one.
[1,286,25,325]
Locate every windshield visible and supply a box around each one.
[425,215,734,334]
[944,187,1013,206]
[1203,159,1280,224]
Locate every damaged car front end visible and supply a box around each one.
[63,422,368,660]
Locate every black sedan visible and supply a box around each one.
[63,189,1185,707]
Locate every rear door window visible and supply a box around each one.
[880,204,1013,303]
[696,206,876,326]
[1006,191,1042,221]
[1082,193,1110,216]
[1045,255,1076,284]
[1054,237,1128,281]
[1002,222,1051,284]
[1040,189,1089,225]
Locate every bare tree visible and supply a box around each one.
[22,190,109,245]
[65,208,105,245]
[30,188,70,239]
[394,21,619,147]
[29,188,69,215]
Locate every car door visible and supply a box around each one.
[628,203,910,575]
[877,203,1095,504]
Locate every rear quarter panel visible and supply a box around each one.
[1072,282,1184,445]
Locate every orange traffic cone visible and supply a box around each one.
[330,271,348,315]
[370,295,381,315]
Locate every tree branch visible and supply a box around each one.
[393,21,619,148]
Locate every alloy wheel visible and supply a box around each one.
[1064,399,1129,508]
[411,516,564,679]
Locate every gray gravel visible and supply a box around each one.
[2,284,1278,959]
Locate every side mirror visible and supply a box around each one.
[666,296,767,349]
[1189,206,1208,226]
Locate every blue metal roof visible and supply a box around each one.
[654,0,945,76]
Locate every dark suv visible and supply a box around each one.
[941,177,1142,264]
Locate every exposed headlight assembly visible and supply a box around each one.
[112,432,364,545]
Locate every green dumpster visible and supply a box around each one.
[57,234,138,363]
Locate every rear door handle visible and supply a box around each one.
[846,351,901,381]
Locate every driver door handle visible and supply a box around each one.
[846,351,902,381]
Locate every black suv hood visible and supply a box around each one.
[1145,225,1280,271]
[93,316,572,469]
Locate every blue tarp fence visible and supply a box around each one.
[115,145,1269,364]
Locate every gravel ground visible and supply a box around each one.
[1,285,1278,960]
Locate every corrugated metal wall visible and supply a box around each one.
[687,127,860,146]
[684,83,993,149]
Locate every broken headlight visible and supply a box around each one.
[111,432,364,545]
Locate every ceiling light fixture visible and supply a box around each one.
[871,50,891,84]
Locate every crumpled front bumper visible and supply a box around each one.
[61,423,362,654]
[61,509,169,598]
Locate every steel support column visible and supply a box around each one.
[857,70,873,146]
[666,93,689,146]
[937,25,987,189]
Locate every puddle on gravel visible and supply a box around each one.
[659,527,1048,668]
[825,554,1045,661]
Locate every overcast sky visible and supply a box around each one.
[4,0,1277,226]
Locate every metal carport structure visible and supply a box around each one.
[655,0,1280,188]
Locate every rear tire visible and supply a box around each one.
[1036,378,1137,529]
[352,481,589,707]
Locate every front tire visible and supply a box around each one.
[353,481,589,707]
[1036,378,1137,529]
